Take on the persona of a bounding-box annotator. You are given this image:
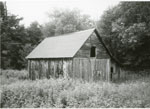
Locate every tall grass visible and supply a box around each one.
[0,69,28,80]
[0,69,28,85]
[1,75,150,108]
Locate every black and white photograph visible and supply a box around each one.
[0,0,150,108]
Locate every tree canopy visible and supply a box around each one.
[97,2,150,68]
[42,9,94,37]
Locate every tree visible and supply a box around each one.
[1,13,27,69]
[97,2,150,68]
[1,15,43,69]
[1,1,43,69]
[42,8,94,37]
[26,21,43,45]
[0,1,7,21]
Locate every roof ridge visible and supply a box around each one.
[46,28,95,39]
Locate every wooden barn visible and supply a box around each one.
[26,28,121,81]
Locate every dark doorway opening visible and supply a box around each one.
[111,67,113,73]
[110,67,113,81]
[90,46,96,57]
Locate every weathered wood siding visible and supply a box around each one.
[28,59,72,80]
[74,32,110,59]
[72,58,110,81]
[110,59,121,81]
[28,58,111,81]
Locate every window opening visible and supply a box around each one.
[90,46,96,57]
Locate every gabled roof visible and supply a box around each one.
[26,28,95,59]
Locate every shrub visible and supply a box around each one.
[0,69,29,80]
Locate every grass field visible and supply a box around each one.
[0,69,150,108]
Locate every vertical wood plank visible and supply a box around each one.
[87,59,91,82]
[28,60,31,79]
[68,59,73,78]
[90,58,95,82]
[51,59,54,78]
[79,59,82,80]
[48,59,50,78]
[72,59,74,79]
[107,59,110,81]
[63,59,70,78]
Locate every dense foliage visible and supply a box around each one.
[1,13,42,69]
[97,2,150,68]
[1,14,26,69]
[0,69,150,108]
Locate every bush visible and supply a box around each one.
[1,76,150,108]
[0,69,29,80]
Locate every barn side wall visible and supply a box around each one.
[28,58,73,80]
[110,59,132,82]
[110,60,120,81]
[110,61,137,82]
[110,60,139,82]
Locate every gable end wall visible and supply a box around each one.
[74,31,110,59]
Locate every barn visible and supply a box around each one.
[26,28,122,81]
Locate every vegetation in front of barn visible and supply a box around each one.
[0,70,150,108]
[0,69,28,85]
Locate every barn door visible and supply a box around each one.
[73,58,110,81]
[91,58,103,81]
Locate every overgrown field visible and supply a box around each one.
[0,69,150,108]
